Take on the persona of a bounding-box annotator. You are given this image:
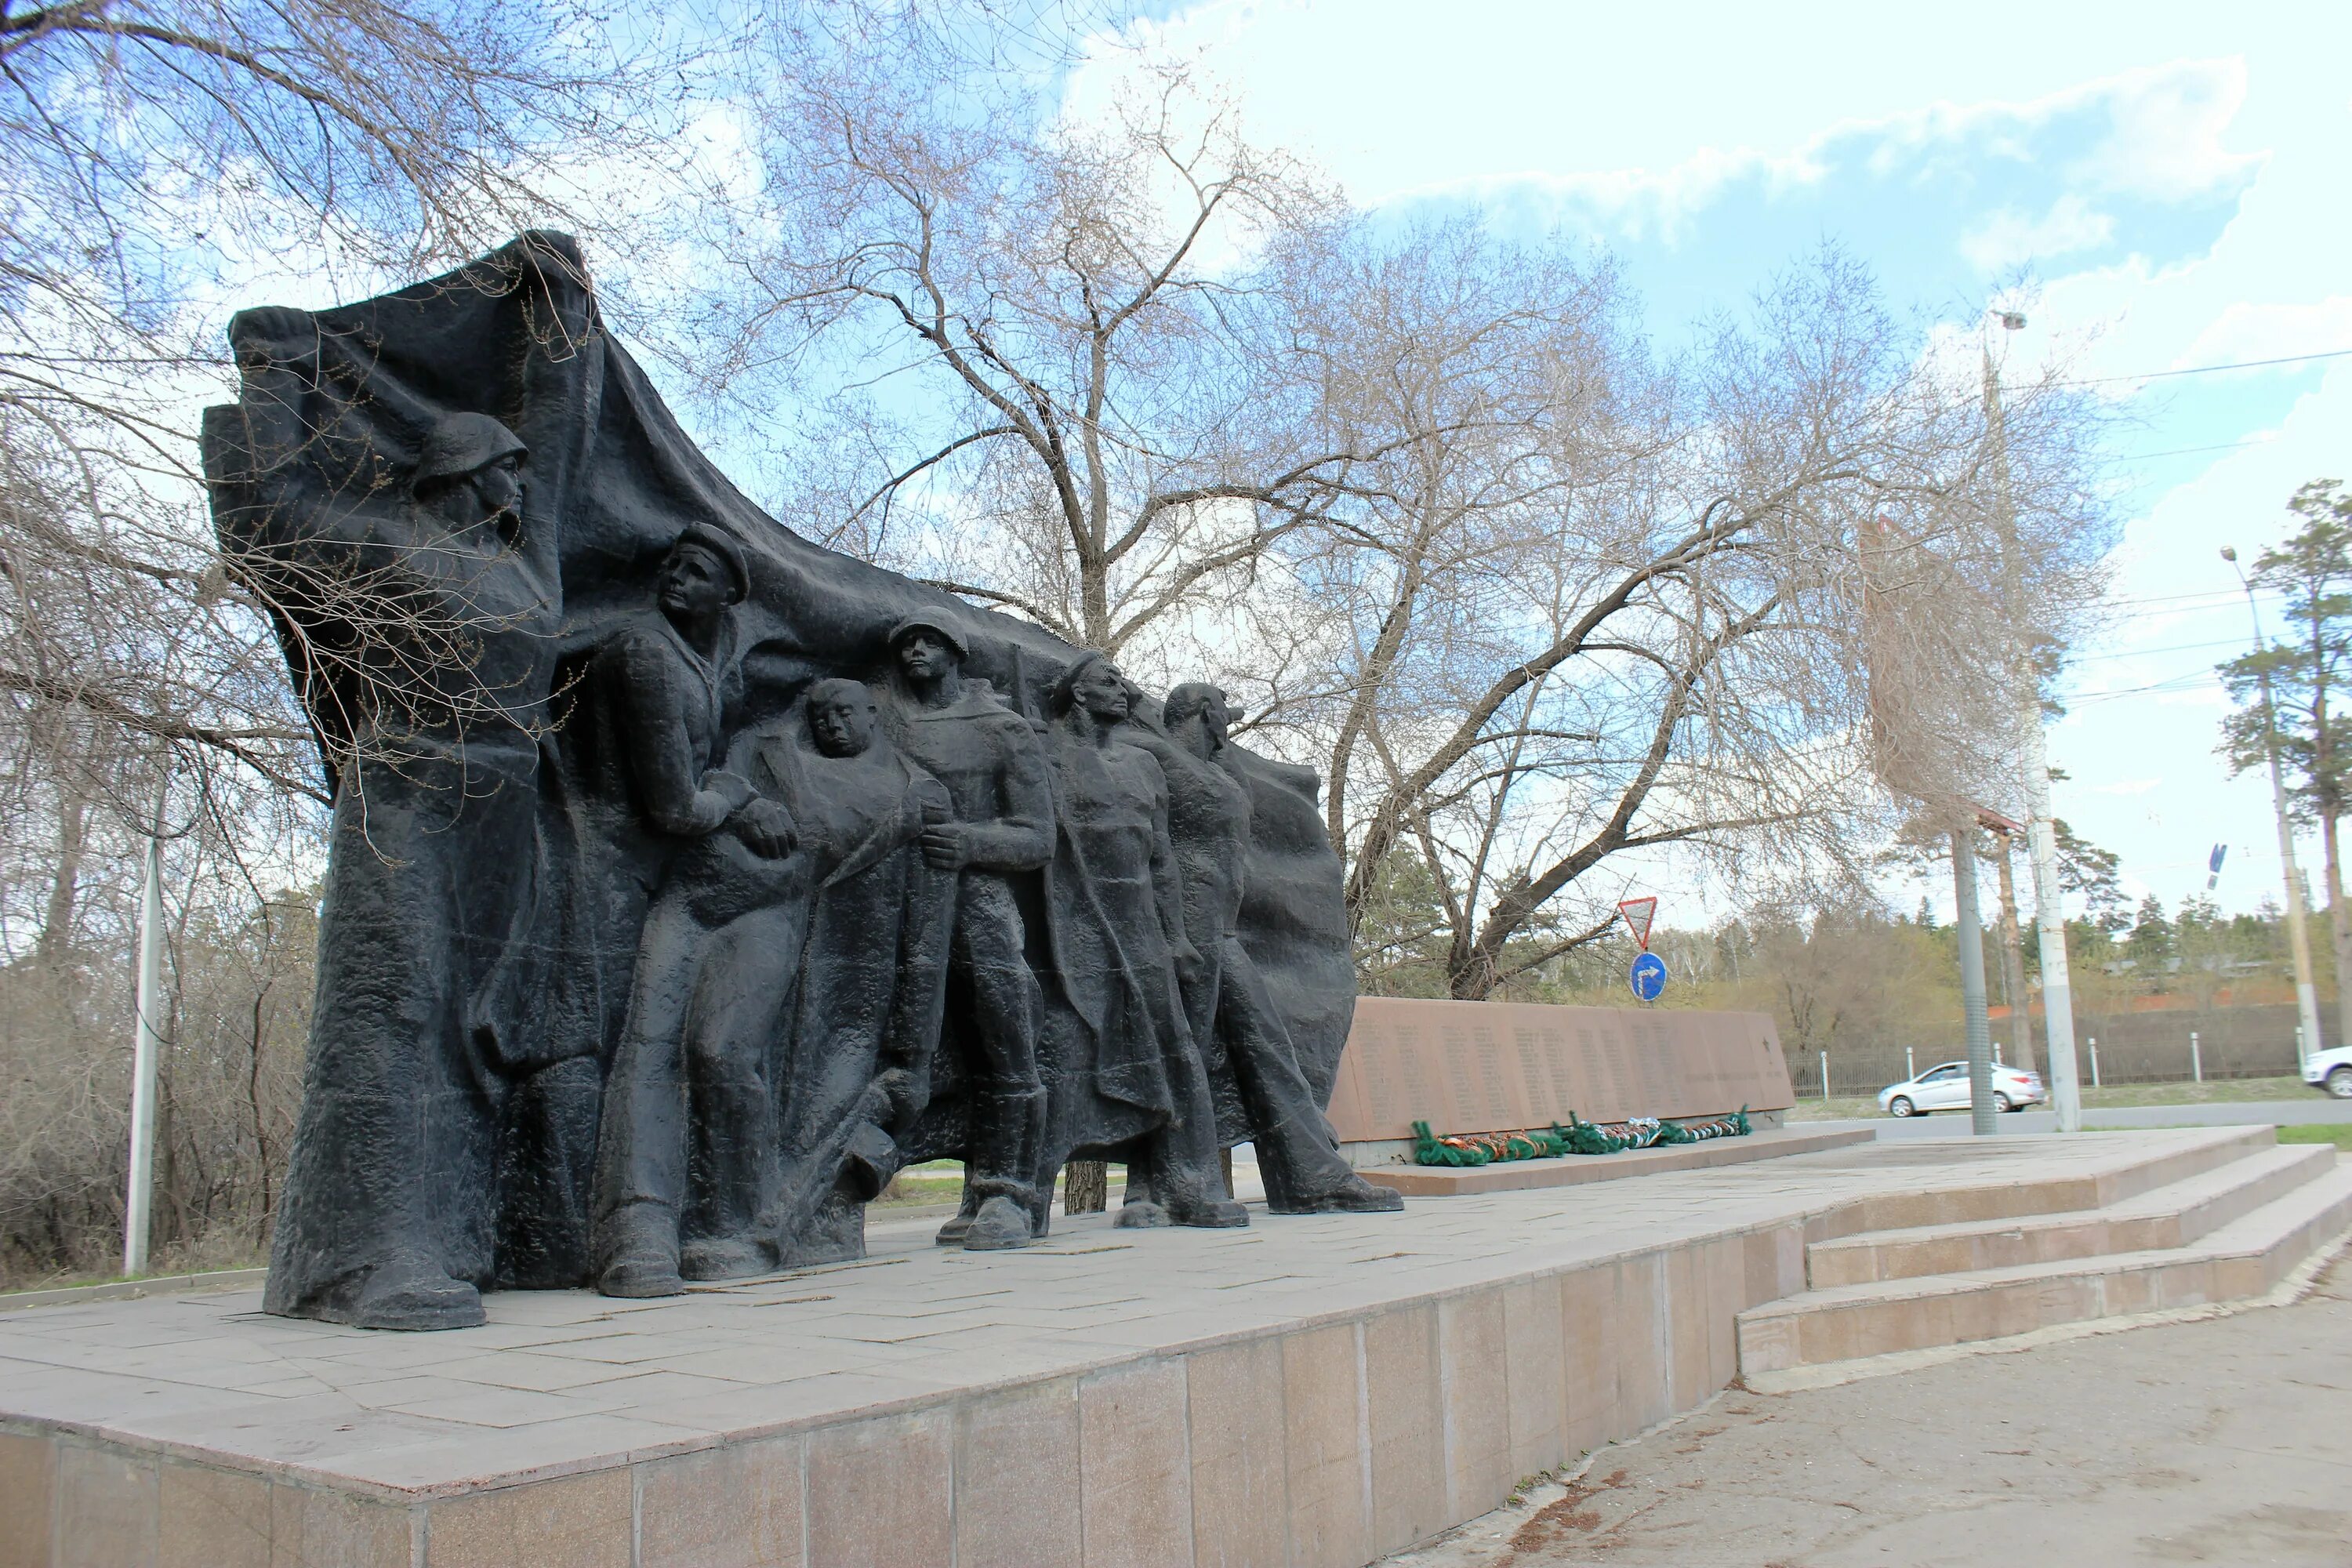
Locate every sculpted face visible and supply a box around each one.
[1070,659,1130,723]
[470,453,523,524]
[808,684,876,757]
[423,452,524,536]
[1166,683,1241,753]
[658,542,731,622]
[895,630,958,684]
[1200,690,1236,748]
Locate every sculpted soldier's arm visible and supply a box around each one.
[602,634,738,837]
[1144,757,1196,962]
[958,720,1054,872]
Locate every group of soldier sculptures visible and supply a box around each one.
[243,408,1398,1331]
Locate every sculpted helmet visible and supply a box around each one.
[887,614,971,660]
[412,412,526,495]
[668,522,751,604]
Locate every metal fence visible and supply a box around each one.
[1789,1001,2324,1098]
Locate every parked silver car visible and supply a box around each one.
[1878,1061,2047,1117]
[2303,1046,2352,1099]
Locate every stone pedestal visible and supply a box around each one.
[9,1131,2257,1568]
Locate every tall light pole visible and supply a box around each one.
[123,777,168,1276]
[1984,311,2085,1131]
[1952,822,1999,1136]
[2224,546,2322,1069]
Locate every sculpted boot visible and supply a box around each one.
[934,1190,979,1247]
[340,1254,486,1331]
[594,1202,685,1298]
[1266,1172,1404,1214]
[962,1192,1035,1250]
[960,1088,1046,1250]
[1123,1138,1247,1230]
[1261,1142,1405,1214]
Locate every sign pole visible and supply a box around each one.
[123,778,167,1277]
[1952,824,1998,1136]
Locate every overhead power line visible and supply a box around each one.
[2061,347,2352,388]
[2070,636,2261,663]
[2113,437,2278,462]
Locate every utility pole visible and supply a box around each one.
[123,779,168,1276]
[2225,545,2323,1069]
[1979,809,2038,1075]
[1952,824,1998,1135]
[1984,315,2084,1131]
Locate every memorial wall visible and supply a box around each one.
[1325,998,1792,1147]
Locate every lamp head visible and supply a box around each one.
[2220,546,2238,563]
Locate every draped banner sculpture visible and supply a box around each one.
[202,233,1398,1330]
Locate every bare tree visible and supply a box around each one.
[0,0,684,1275]
[1,0,687,871]
[1257,238,2105,1000]
[683,27,1381,666]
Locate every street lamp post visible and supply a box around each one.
[1984,311,2085,1131]
[2223,546,2323,1069]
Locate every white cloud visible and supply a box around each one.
[1961,194,2115,273]
[2073,56,2262,199]
[2176,296,2352,368]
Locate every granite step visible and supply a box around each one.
[1801,1123,2275,1243]
[1805,1142,2336,1287]
[1737,1156,2352,1376]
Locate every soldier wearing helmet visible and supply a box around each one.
[262,406,578,1332]
[887,612,1057,1250]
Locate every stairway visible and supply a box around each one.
[1737,1127,2352,1382]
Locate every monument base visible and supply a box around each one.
[1,1129,2292,1568]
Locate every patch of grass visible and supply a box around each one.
[2080,1076,2311,1108]
[873,1174,965,1207]
[1786,1073,2324,1123]
[1,1247,267,1298]
[1784,1095,1882,1122]
[2276,1124,2352,1150]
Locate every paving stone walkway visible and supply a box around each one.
[1384,1244,2352,1566]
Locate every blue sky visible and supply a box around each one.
[1075,0,2352,924]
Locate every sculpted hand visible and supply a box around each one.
[919,822,974,870]
[872,1067,921,1128]
[734,799,797,858]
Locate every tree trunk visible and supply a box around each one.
[1063,1159,1107,1214]
[2324,813,2352,1052]
[1992,834,2038,1074]
[36,789,88,965]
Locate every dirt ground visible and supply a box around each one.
[1384,1250,2352,1567]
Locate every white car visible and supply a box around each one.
[1878,1061,2047,1117]
[2304,1047,2352,1099]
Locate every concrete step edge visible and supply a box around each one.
[1751,1160,2352,1319]
[1744,1217,2352,1396]
[1804,1145,2334,1285]
[1808,1127,2275,1242]
[1737,1165,2352,1376]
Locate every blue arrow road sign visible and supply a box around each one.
[1629,950,1667,1002]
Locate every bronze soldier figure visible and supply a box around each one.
[1046,654,1248,1232]
[757,679,956,1265]
[888,617,1055,1250]
[1154,684,1402,1214]
[589,525,800,1297]
[261,412,565,1330]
